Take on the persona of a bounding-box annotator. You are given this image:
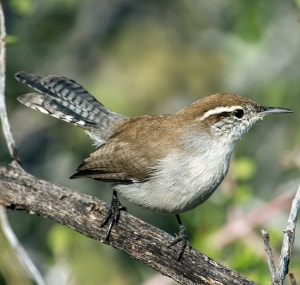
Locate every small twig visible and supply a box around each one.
[262,184,300,285]
[0,207,46,285]
[261,229,276,282]
[275,184,300,284]
[0,3,20,163]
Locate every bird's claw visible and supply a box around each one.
[101,191,126,243]
[168,224,191,261]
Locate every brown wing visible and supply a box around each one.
[70,115,182,183]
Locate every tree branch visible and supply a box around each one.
[261,184,300,285]
[275,184,300,284]
[0,161,259,285]
[0,2,20,163]
[261,229,276,282]
[0,3,44,284]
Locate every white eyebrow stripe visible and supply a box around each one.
[198,106,243,121]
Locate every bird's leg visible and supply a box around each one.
[168,214,191,260]
[101,190,126,243]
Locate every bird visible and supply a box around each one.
[15,71,292,260]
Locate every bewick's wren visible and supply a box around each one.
[15,71,292,260]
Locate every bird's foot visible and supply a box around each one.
[101,190,126,243]
[168,223,191,261]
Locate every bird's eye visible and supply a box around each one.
[233,109,244,118]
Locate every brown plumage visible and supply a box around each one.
[70,93,261,183]
[71,115,183,182]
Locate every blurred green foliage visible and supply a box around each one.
[1,0,300,284]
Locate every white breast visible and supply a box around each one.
[116,137,235,214]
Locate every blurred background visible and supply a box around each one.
[1,0,300,284]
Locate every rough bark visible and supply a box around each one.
[0,161,259,285]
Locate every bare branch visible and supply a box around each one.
[0,3,20,162]
[0,207,46,285]
[0,4,45,284]
[261,229,276,282]
[0,161,259,285]
[274,184,300,285]
[261,185,300,285]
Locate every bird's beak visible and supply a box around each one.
[259,106,293,115]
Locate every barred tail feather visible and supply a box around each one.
[16,71,125,145]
